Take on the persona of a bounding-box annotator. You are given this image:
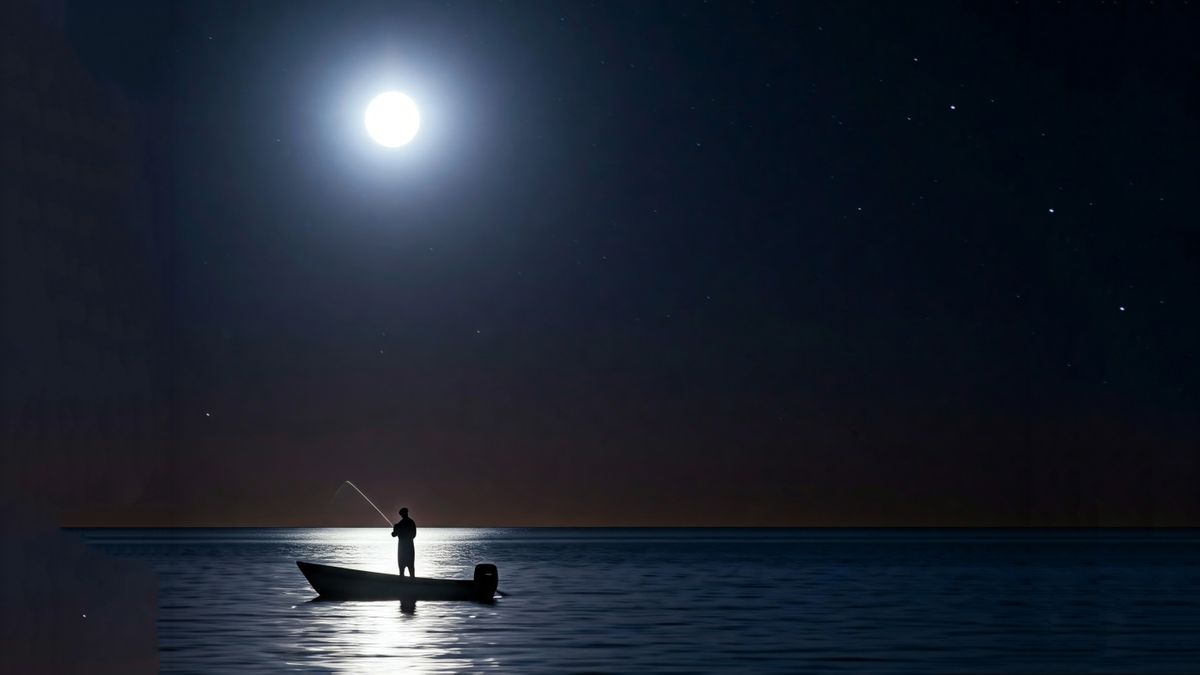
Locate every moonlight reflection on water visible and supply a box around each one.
[84,528,1200,673]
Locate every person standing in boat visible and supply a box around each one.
[391,507,417,578]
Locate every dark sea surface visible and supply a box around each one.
[80,528,1200,673]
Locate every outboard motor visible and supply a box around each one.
[473,563,499,600]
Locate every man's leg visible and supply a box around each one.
[402,545,415,577]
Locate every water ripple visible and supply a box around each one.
[80,528,1200,673]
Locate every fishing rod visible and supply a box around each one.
[334,480,393,526]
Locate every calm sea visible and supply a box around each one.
[81,528,1200,673]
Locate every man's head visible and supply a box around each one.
[399,507,409,517]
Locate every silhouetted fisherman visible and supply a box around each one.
[391,507,417,578]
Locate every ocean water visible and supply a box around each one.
[81,528,1200,673]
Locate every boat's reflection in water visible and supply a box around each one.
[310,594,496,614]
[288,528,503,673]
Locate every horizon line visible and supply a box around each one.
[62,524,1200,530]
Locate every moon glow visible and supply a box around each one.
[365,91,420,147]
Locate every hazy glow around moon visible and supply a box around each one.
[365,91,420,147]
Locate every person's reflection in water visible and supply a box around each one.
[391,507,417,578]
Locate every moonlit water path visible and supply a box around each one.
[82,528,1200,673]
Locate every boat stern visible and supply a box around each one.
[473,563,498,600]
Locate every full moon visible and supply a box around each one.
[364,91,420,147]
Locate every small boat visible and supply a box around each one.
[296,561,499,601]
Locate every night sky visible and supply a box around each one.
[9,1,1200,526]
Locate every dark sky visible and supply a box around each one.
[13,1,1200,526]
